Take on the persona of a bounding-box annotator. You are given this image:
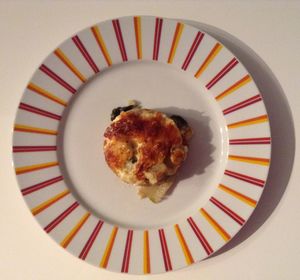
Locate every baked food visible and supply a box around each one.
[103,102,192,203]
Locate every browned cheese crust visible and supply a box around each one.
[103,109,190,187]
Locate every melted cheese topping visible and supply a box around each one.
[103,109,189,189]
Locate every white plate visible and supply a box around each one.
[12,16,271,274]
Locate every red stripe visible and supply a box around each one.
[127,231,133,272]
[121,230,130,272]
[115,19,127,61]
[19,102,61,120]
[124,230,133,273]
[112,19,128,62]
[153,18,159,60]
[79,220,104,260]
[153,18,163,60]
[182,32,204,70]
[158,229,168,270]
[156,19,163,60]
[187,217,213,255]
[21,175,63,196]
[13,145,57,153]
[182,32,202,70]
[158,229,172,271]
[223,94,262,115]
[72,35,100,73]
[210,197,245,225]
[206,58,239,89]
[229,137,271,145]
[121,230,133,273]
[112,20,127,61]
[225,169,265,187]
[44,202,79,233]
[39,64,76,94]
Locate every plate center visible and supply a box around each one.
[58,61,228,229]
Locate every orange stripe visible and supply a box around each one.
[31,189,70,215]
[218,184,257,207]
[27,83,67,106]
[15,161,58,175]
[60,212,91,248]
[229,155,270,166]
[143,230,150,274]
[174,224,194,265]
[200,208,231,241]
[215,75,252,101]
[54,48,87,82]
[228,115,268,129]
[194,43,222,78]
[14,124,57,135]
[91,26,112,66]
[168,23,184,64]
[134,16,142,59]
[99,226,118,268]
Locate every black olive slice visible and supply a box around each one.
[111,105,136,121]
[170,115,188,130]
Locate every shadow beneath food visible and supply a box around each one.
[55,63,217,213]
[57,105,215,210]
[154,107,215,197]
[181,19,295,259]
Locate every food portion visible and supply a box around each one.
[103,102,192,203]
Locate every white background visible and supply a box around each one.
[0,1,299,279]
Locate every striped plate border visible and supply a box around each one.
[12,16,271,274]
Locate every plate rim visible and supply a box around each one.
[11,15,272,274]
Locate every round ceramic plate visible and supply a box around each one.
[12,16,271,274]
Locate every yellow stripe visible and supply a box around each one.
[27,83,67,106]
[60,212,91,248]
[228,115,268,129]
[218,184,257,207]
[215,75,252,101]
[200,208,230,242]
[14,124,57,135]
[134,16,142,60]
[99,226,118,268]
[92,26,112,66]
[229,155,270,166]
[195,43,223,78]
[137,17,142,59]
[168,23,184,64]
[54,48,87,82]
[15,161,58,175]
[174,224,194,265]
[31,189,70,216]
[143,230,150,274]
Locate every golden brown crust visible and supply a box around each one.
[104,140,133,170]
[103,109,191,187]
